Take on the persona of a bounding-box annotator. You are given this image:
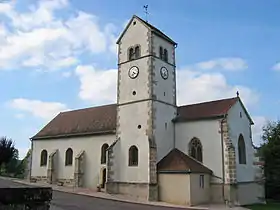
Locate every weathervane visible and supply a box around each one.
[143,5,149,22]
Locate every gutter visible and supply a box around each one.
[220,114,227,203]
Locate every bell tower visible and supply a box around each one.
[106,15,177,201]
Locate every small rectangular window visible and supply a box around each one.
[199,175,204,188]
[165,122,167,130]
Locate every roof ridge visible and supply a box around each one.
[179,97,238,108]
[61,103,117,114]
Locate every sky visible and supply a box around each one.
[0,0,280,159]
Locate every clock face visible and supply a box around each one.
[128,66,139,79]
[160,67,168,80]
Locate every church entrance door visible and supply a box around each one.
[101,168,106,188]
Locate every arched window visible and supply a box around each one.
[135,46,140,58]
[163,49,168,62]
[65,148,73,166]
[40,150,48,166]
[128,145,138,166]
[101,143,109,164]
[238,134,246,164]
[189,138,203,162]
[128,47,134,61]
[159,46,163,59]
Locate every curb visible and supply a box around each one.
[0,177,208,210]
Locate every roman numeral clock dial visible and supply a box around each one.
[128,66,139,79]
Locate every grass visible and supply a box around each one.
[244,201,280,210]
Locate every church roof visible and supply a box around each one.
[116,15,177,45]
[31,97,252,140]
[175,96,253,123]
[157,148,212,174]
[31,104,116,140]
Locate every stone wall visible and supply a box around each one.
[221,118,237,206]
[0,187,52,210]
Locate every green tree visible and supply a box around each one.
[260,120,280,200]
[5,149,20,174]
[0,136,17,169]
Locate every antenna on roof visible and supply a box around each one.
[143,5,149,22]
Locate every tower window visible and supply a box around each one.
[159,47,168,62]
[129,145,138,166]
[159,46,163,59]
[132,91,136,95]
[128,47,134,61]
[135,46,140,59]
[163,49,168,62]
[128,45,141,61]
[138,125,141,129]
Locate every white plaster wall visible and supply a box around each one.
[118,17,149,64]
[153,101,176,161]
[118,57,150,104]
[190,174,210,205]
[227,101,255,182]
[117,101,150,183]
[175,120,223,183]
[31,134,115,188]
[158,174,190,206]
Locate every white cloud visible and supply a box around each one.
[252,116,269,146]
[195,57,248,71]
[9,98,68,120]
[0,0,117,70]
[74,59,258,110]
[0,2,13,15]
[75,65,117,104]
[15,113,25,119]
[272,62,280,71]
[62,71,72,78]
[176,68,259,107]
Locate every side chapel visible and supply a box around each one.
[29,15,265,207]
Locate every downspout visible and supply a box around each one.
[220,115,227,203]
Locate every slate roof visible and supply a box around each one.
[31,97,251,140]
[157,148,212,174]
[116,15,177,45]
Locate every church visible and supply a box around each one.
[29,15,265,207]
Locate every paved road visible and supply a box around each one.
[0,178,193,210]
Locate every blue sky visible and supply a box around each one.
[0,0,279,158]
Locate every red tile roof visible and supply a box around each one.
[175,97,238,122]
[31,97,250,140]
[31,104,116,140]
[157,148,212,174]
